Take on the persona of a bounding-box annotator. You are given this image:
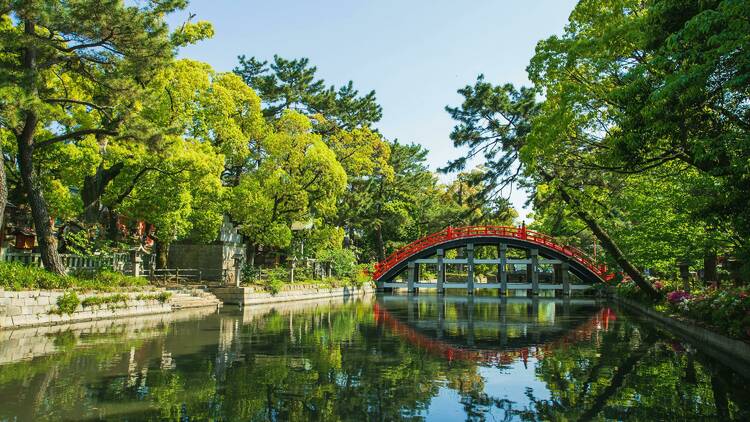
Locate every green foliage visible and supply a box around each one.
[61,230,95,256]
[241,263,261,283]
[0,262,148,291]
[54,292,80,315]
[679,287,750,339]
[0,262,72,290]
[230,111,347,249]
[80,294,129,310]
[234,55,382,129]
[316,248,357,279]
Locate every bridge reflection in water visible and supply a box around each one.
[374,295,615,365]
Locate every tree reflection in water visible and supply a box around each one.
[0,295,747,421]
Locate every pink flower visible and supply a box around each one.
[667,290,692,304]
[653,281,664,290]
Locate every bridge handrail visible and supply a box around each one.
[373,225,609,280]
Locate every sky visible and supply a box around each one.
[166,0,578,221]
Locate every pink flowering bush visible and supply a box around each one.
[666,290,692,304]
[616,278,750,340]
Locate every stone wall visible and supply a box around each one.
[168,243,244,282]
[211,284,374,305]
[0,290,172,330]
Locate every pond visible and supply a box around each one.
[0,294,748,421]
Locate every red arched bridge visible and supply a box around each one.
[372,225,614,294]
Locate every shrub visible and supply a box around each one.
[241,264,261,283]
[80,293,129,309]
[54,292,80,315]
[0,262,72,290]
[135,292,172,303]
[73,269,149,290]
[0,262,150,291]
[266,278,284,295]
[317,248,357,279]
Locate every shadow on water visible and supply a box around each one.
[0,293,748,421]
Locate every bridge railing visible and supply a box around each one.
[373,225,610,281]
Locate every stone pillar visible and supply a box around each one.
[498,244,508,296]
[407,262,416,294]
[130,248,143,278]
[562,262,571,296]
[437,249,445,295]
[530,249,539,295]
[467,244,475,295]
[233,252,244,287]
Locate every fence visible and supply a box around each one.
[1,251,227,284]
[2,251,131,273]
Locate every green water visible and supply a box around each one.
[0,294,748,421]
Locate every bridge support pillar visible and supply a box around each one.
[562,262,571,295]
[407,262,417,293]
[466,243,475,295]
[436,249,445,295]
[497,244,507,296]
[529,249,539,295]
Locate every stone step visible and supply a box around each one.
[167,287,223,310]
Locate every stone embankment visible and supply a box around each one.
[211,284,373,305]
[0,287,222,330]
[616,296,750,374]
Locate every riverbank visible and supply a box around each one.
[0,287,222,330]
[0,283,373,330]
[211,283,374,305]
[615,295,750,374]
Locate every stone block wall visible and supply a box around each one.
[0,290,172,330]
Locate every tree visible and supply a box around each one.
[443,74,663,299]
[230,111,347,251]
[0,1,209,273]
[525,0,747,278]
[234,55,382,129]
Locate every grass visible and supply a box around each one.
[0,261,150,291]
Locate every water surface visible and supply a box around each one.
[0,294,748,421]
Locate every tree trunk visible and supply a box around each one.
[155,239,169,269]
[375,224,385,262]
[18,20,65,275]
[81,162,123,223]
[544,172,660,301]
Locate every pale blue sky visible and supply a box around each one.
[166,1,578,220]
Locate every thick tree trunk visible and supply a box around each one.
[19,20,65,275]
[155,239,169,269]
[544,172,660,301]
[81,162,123,223]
